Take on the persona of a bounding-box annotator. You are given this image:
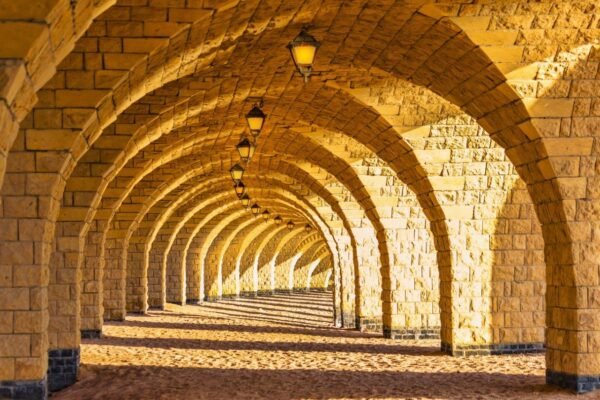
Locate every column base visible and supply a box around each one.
[547,370,600,394]
[186,298,201,304]
[0,378,47,400]
[205,295,222,302]
[220,294,239,299]
[383,326,440,340]
[291,288,309,293]
[272,289,293,294]
[337,312,353,329]
[148,305,165,310]
[256,290,274,296]
[81,329,102,339]
[355,316,382,333]
[441,341,545,356]
[239,291,258,298]
[48,348,80,392]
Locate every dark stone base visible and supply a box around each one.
[356,316,382,333]
[338,312,353,329]
[47,348,79,392]
[383,326,440,340]
[148,305,165,310]
[186,298,201,304]
[204,296,221,302]
[127,310,147,315]
[239,291,258,298]
[220,294,239,299]
[271,289,293,295]
[441,341,545,356]
[547,369,600,394]
[80,329,101,339]
[256,290,274,296]
[308,288,327,292]
[0,378,47,400]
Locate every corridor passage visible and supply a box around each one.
[54,292,570,400]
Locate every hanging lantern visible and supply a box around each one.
[251,203,261,217]
[304,224,312,233]
[245,104,266,136]
[234,181,246,197]
[287,220,295,230]
[230,163,244,183]
[240,193,251,208]
[236,137,256,163]
[287,29,320,83]
[274,215,282,225]
[262,209,270,222]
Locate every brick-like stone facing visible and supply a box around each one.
[238,291,258,298]
[356,317,382,333]
[80,330,102,339]
[0,378,47,400]
[547,370,600,394]
[47,348,80,392]
[441,342,544,356]
[383,327,441,340]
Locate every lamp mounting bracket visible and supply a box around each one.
[247,97,264,107]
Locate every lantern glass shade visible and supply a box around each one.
[287,221,295,230]
[230,163,244,182]
[240,194,250,207]
[274,215,282,225]
[262,210,270,222]
[234,181,246,197]
[246,105,266,134]
[236,137,255,162]
[287,30,320,82]
[251,203,261,216]
[305,224,312,233]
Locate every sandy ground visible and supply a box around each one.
[52,292,585,400]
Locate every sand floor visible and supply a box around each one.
[52,292,586,399]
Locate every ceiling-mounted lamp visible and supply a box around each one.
[234,181,246,197]
[251,203,261,217]
[230,163,244,183]
[287,220,295,230]
[240,193,251,208]
[262,209,270,222]
[245,103,266,136]
[287,28,320,83]
[274,215,282,225]
[236,137,256,163]
[304,224,312,233]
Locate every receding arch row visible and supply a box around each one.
[92,163,364,318]
[107,174,345,311]
[69,130,394,328]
